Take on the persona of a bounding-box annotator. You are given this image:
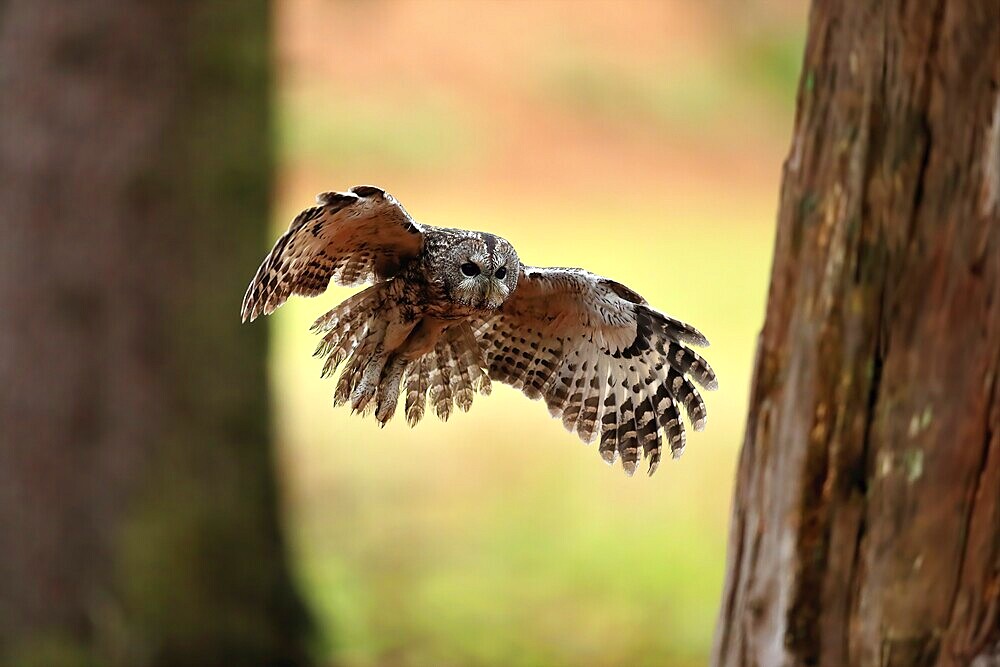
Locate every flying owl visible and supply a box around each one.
[241,185,717,476]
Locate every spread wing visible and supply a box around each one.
[241,185,424,322]
[474,267,717,476]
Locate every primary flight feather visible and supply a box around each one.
[242,185,717,476]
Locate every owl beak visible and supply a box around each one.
[483,280,508,309]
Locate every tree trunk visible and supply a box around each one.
[0,2,311,665]
[713,2,999,666]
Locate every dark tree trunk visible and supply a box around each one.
[0,2,311,665]
[713,2,999,666]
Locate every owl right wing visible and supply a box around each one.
[241,185,425,322]
[473,267,717,476]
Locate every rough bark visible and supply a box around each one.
[713,1,999,666]
[0,2,311,665]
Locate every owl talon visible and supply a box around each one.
[350,386,376,413]
[374,399,397,425]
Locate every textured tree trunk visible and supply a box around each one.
[713,2,999,666]
[0,2,311,666]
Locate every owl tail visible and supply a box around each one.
[310,289,489,426]
[402,321,490,427]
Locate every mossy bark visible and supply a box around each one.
[712,2,999,666]
[0,2,311,665]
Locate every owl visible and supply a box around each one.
[242,185,717,476]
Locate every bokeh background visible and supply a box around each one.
[270,2,805,665]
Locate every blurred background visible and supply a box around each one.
[0,1,806,666]
[273,2,804,666]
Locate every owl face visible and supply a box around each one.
[440,233,520,310]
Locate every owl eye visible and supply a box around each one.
[460,262,480,277]
[494,267,507,279]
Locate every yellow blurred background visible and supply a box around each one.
[270,1,805,665]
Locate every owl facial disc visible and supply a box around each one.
[446,233,519,310]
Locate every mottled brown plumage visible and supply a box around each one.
[242,185,717,476]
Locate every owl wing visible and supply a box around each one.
[241,185,424,322]
[473,266,717,476]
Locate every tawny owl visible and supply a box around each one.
[242,185,717,476]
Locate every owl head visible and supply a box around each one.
[434,232,520,310]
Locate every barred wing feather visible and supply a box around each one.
[474,267,717,476]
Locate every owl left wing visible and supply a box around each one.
[473,267,717,476]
